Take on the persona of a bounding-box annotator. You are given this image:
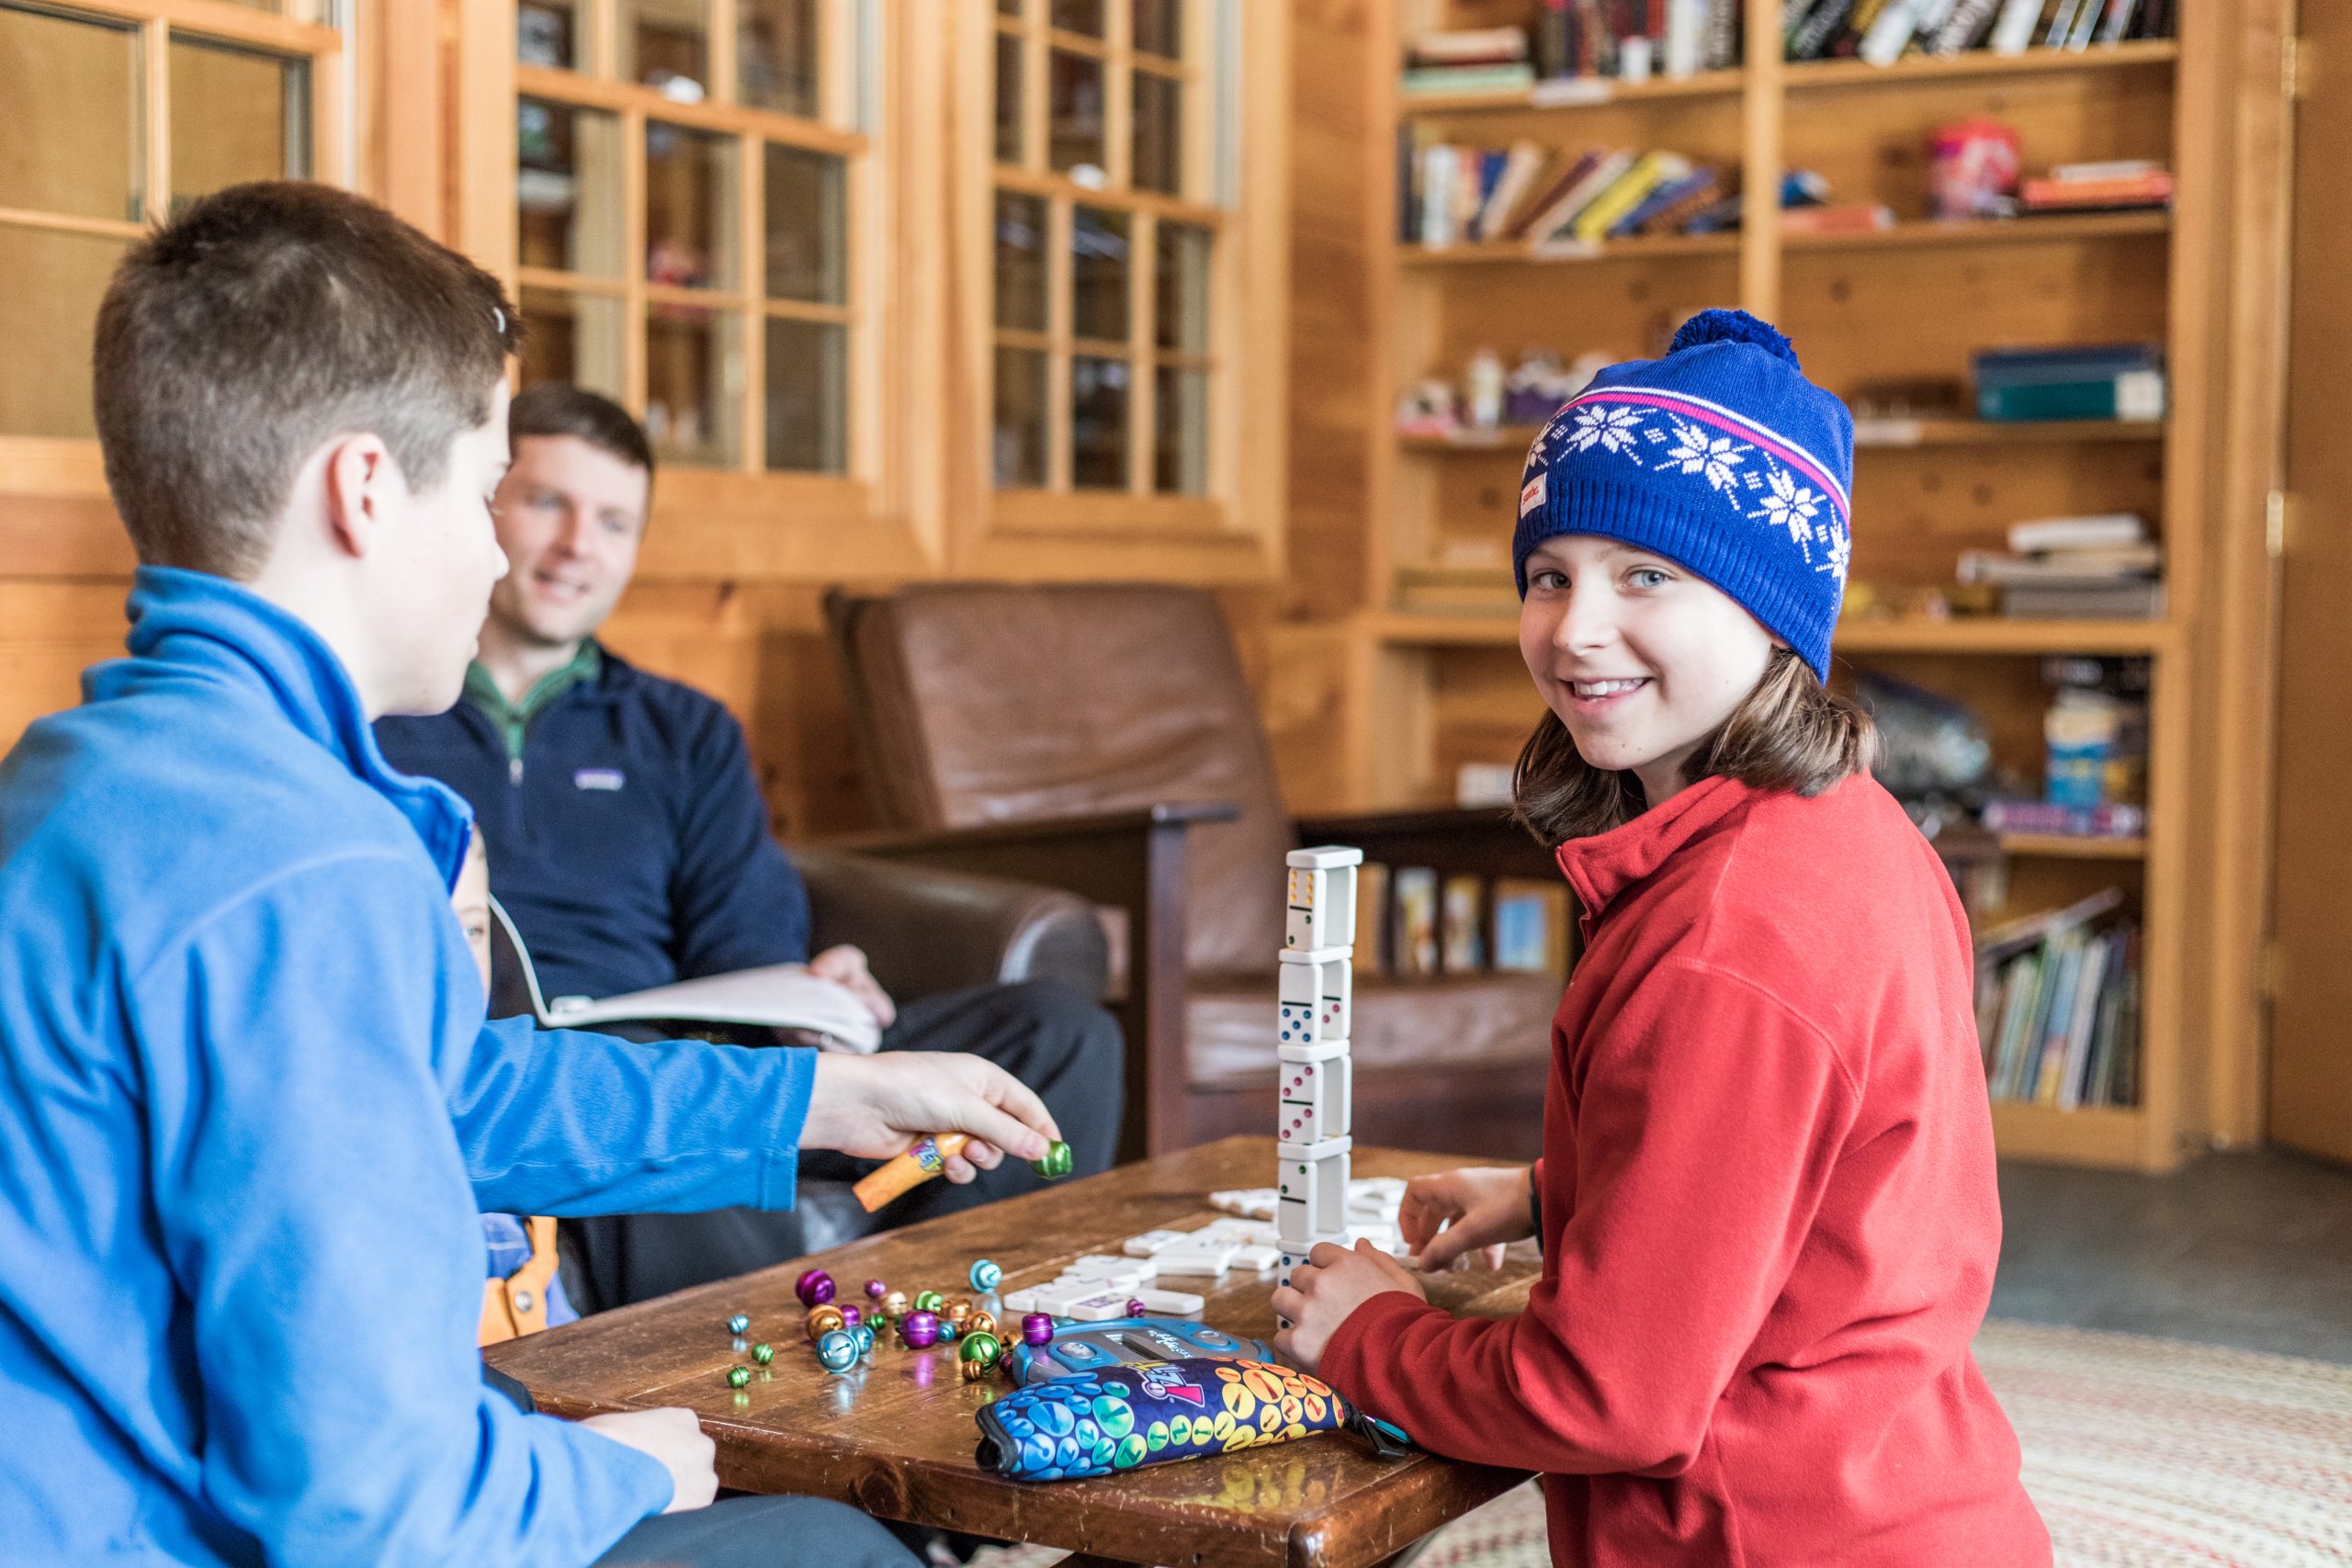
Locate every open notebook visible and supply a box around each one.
[489,897,883,1054]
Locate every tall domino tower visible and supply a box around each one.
[1275,845,1362,1305]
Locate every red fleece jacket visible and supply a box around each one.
[1319,774,2049,1567]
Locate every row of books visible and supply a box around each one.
[2018,158,2173,214]
[1351,864,1571,981]
[1957,511,2164,620]
[1402,5,1742,97]
[1975,888,2140,1109]
[1790,0,2173,64]
[1410,141,1731,249]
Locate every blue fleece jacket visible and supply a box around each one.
[0,568,818,1567]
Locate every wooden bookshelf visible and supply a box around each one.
[1404,66,1746,115]
[1356,0,2230,1172]
[1783,37,2179,91]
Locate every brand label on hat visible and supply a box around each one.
[1519,472,1546,517]
[573,768,625,791]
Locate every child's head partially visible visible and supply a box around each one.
[93,181,523,719]
[1510,310,1876,840]
[452,827,492,993]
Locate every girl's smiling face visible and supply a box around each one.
[1519,534,1778,807]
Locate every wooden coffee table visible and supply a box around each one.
[487,1135,1540,1567]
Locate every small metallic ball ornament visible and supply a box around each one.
[1031,1140,1074,1179]
[814,1329,860,1372]
[726,1313,750,1336]
[725,1365,752,1389]
[1022,1313,1054,1348]
[1125,1299,1147,1318]
[937,1318,958,1344]
[805,1305,846,1342]
[795,1269,836,1309]
[957,1331,1002,1381]
[967,1258,1002,1292]
[967,1310,997,1340]
[912,1290,944,1314]
[900,1310,940,1348]
[751,1342,775,1365]
[853,1324,876,1358]
[839,1304,863,1330]
[865,1279,888,1301]
[880,1290,908,1319]
[944,1298,973,1328]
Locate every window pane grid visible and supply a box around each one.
[0,0,335,440]
[989,0,1216,498]
[514,0,855,476]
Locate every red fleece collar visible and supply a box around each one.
[1551,773,1752,925]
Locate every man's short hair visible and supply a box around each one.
[510,383,655,479]
[93,180,521,579]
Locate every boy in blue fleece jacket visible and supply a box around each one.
[0,182,1056,1568]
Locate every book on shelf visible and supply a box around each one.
[1787,0,2169,62]
[2006,511,2147,552]
[1441,875,1487,972]
[1533,0,1740,84]
[1979,798,2147,839]
[1354,862,1391,976]
[1973,343,2165,423]
[1957,544,2162,584]
[1408,27,1531,66]
[1493,878,1573,980]
[1781,203,1897,235]
[1568,150,1689,242]
[2018,170,2173,212]
[1403,62,1539,97]
[2000,581,2166,618]
[1394,867,1440,976]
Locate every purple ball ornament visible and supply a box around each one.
[840,1304,863,1331]
[795,1269,836,1309]
[865,1279,888,1302]
[900,1309,940,1348]
[1125,1298,1147,1318]
[1022,1313,1054,1348]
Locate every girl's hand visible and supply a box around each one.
[1398,1166,1536,1272]
[1270,1240,1427,1373]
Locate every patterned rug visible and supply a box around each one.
[967,1321,2352,1568]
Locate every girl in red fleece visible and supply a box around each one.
[1272,311,2050,1567]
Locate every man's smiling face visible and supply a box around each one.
[484,432,650,650]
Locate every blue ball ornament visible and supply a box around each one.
[814,1328,860,1372]
[968,1258,1002,1292]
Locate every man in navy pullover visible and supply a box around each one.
[0,182,1058,1567]
[375,386,1123,1310]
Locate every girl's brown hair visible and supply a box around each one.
[1512,647,1881,845]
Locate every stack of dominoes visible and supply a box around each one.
[1275,847,1364,1312]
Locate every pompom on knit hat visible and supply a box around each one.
[1512,309,1855,681]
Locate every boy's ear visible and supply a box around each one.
[320,433,398,561]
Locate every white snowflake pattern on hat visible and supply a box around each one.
[1661,416,1750,496]
[1564,402,1644,456]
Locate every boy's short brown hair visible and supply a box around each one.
[93,181,522,579]
[1513,649,1882,844]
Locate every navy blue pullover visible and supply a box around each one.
[376,646,811,1002]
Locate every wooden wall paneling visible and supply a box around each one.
[1429,643,1538,808]
[2192,0,2294,1150]
[0,581,133,755]
[1739,0,1781,317]
[1845,442,2166,591]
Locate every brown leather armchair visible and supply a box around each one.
[822,583,1567,1162]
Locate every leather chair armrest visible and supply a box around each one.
[794,847,1111,1005]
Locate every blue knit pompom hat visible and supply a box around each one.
[1512,309,1855,681]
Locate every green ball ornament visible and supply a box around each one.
[1031,1140,1074,1179]
[725,1365,752,1388]
[912,1290,944,1314]
[956,1331,1002,1381]
[751,1342,775,1365]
